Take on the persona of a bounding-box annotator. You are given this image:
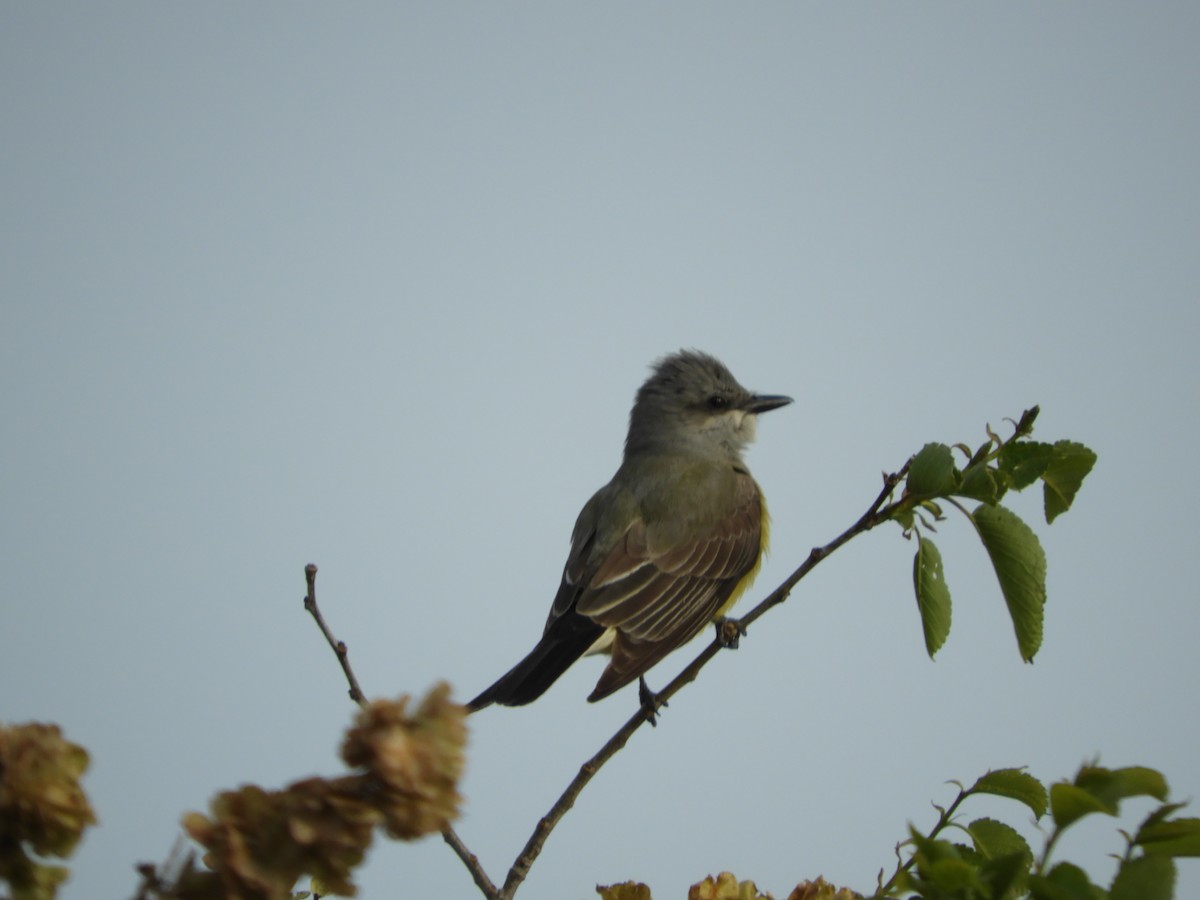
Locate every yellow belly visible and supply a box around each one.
[713,496,769,620]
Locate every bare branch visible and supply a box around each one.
[300,460,912,898]
[494,460,913,898]
[303,563,368,708]
[443,825,500,898]
[302,563,501,899]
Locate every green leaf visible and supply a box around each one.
[1028,861,1099,900]
[1050,782,1114,828]
[1014,405,1040,437]
[1138,816,1200,857]
[964,818,1034,896]
[981,852,1032,900]
[1139,801,1190,830]
[925,857,986,894]
[909,827,962,865]
[908,442,959,498]
[965,817,1032,862]
[958,464,1001,503]
[998,441,1056,490]
[1043,441,1097,523]
[968,438,995,467]
[972,504,1047,662]
[1072,764,1169,810]
[913,536,952,657]
[1110,855,1175,900]
[970,768,1049,819]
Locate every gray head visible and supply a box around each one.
[625,350,792,460]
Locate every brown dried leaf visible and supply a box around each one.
[0,841,70,900]
[689,871,773,900]
[181,778,377,899]
[0,722,97,859]
[785,876,861,900]
[596,881,654,900]
[340,683,467,840]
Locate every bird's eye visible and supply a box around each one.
[706,395,728,410]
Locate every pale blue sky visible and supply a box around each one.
[2,5,1198,899]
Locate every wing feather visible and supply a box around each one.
[574,470,765,700]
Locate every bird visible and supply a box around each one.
[468,349,791,711]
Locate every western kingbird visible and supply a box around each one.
[468,350,791,710]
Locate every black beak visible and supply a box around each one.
[744,394,793,414]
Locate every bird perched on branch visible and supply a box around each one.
[468,350,791,711]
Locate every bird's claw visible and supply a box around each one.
[638,676,666,726]
[716,617,745,649]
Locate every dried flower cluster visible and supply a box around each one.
[597,873,858,900]
[340,682,466,840]
[688,872,773,900]
[0,722,97,900]
[175,683,466,899]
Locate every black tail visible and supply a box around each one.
[468,617,604,711]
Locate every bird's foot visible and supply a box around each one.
[638,676,666,726]
[715,617,746,650]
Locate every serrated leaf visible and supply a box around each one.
[907,443,959,498]
[981,853,1032,899]
[913,536,952,657]
[970,768,1049,819]
[1050,783,1114,828]
[1137,816,1200,857]
[1028,861,1097,900]
[958,464,1000,503]
[966,817,1032,862]
[927,858,986,893]
[1138,801,1190,831]
[998,441,1056,490]
[909,828,962,866]
[973,504,1047,662]
[1075,764,1169,806]
[1110,855,1175,900]
[1043,441,1097,523]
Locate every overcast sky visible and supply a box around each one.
[3,5,1198,899]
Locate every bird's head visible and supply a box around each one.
[625,350,792,461]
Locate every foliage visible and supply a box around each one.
[0,723,97,900]
[894,407,1097,662]
[875,763,1200,900]
[16,408,1187,900]
[595,766,1198,900]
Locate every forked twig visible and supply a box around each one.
[303,460,911,899]
[303,564,367,708]
[494,462,912,898]
[302,563,497,896]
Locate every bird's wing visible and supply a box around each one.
[575,472,763,699]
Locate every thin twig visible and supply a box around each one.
[303,563,367,708]
[302,564,501,898]
[495,461,913,899]
[443,825,500,898]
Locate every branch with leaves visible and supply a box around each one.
[20,406,1199,900]
[173,406,1114,899]
[899,407,1097,662]
[869,762,1200,900]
